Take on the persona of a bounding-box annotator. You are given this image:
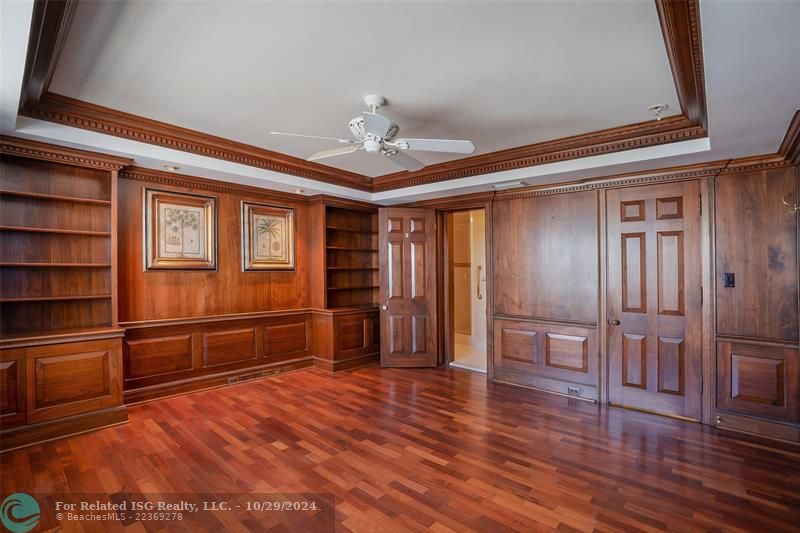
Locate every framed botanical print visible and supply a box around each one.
[144,188,216,270]
[241,202,295,271]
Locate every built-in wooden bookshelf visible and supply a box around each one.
[0,155,116,337]
[324,205,379,308]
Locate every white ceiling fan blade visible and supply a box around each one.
[270,131,354,144]
[362,112,392,138]
[394,138,475,154]
[385,150,425,171]
[307,145,360,162]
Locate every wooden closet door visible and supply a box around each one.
[607,181,702,420]
[379,208,438,367]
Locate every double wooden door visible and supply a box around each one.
[607,181,703,420]
[378,208,438,367]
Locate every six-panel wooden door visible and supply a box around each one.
[607,181,703,420]
[378,208,438,367]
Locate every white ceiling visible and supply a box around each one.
[49,0,680,178]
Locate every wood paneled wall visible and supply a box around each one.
[715,166,799,342]
[117,175,311,322]
[713,165,799,439]
[493,191,598,323]
[486,162,799,439]
[491,191,599,398]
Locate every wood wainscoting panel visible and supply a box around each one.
[122,312,314,402]
[334,311,381,361]
[26,338,122,424]
[717,340,799,423]
[312,308,380,372]
[545,333,589,373]
[336,315,366,352]
[202,328,258,368]
[264,320,308,358]
[493,318,597,400]
[492,191,598,323]
[124,334,193,380]
[0,354,25,428]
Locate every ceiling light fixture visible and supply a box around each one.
[493,181,527,190]
[648,104,669,120]
[163,164,180,172]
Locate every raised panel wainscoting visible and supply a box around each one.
[122,312,313,404]
[0,335,127,451]
[312,307,380,372]
[493,318,598,400]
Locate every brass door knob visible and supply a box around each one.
[381,305,388,311]
[609,319,621,326]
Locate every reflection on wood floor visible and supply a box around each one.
[3,365,799,532]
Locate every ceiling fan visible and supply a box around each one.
[269,95,475,171]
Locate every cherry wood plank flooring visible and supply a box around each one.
[3,366,800,532]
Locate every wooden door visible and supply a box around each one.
[607,181,702,420]
[379,208,438,367]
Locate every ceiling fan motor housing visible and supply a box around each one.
[363,138,382,153]
[349,116,399,143]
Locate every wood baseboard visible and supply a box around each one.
[714,411,800,444]
[313,353,379,373]
[492,367,598,401]
[123,357,313,404]
[1,406,129,453]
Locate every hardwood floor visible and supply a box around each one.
[2,365,799,532]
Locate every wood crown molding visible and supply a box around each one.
[373,117,705,192]
[778,109,800,167]
[307,194,379,212]
[0,135,132,170]
[655,0,707,128]
[404,152,795,207]
[19,0,77,111]
[23,93,372,191]
[18,0,708,194]
[120,165,309,205]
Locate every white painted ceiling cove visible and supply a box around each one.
[49,0,680,178]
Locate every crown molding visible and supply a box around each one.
[22,93,372,191]
[372,118,705,192]
[307,194,379,212]
[120,165,309,205]
[778,109,800,167]
[18,0,77,111]
[404,152,795,207]
[0,134,132,170]
[717,153,792,176]
[402,191,495,210]
[655,0,707,127]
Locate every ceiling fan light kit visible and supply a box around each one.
[270,94,475,171]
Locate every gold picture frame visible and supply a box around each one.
[241,202,295,271]
[144,189,216,270]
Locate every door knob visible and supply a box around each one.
[609,318,621,326]
[381,305,388,311]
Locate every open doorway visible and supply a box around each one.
[446,209,487,373]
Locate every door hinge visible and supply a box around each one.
[700,286,703,305]
[699,194,702,217]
